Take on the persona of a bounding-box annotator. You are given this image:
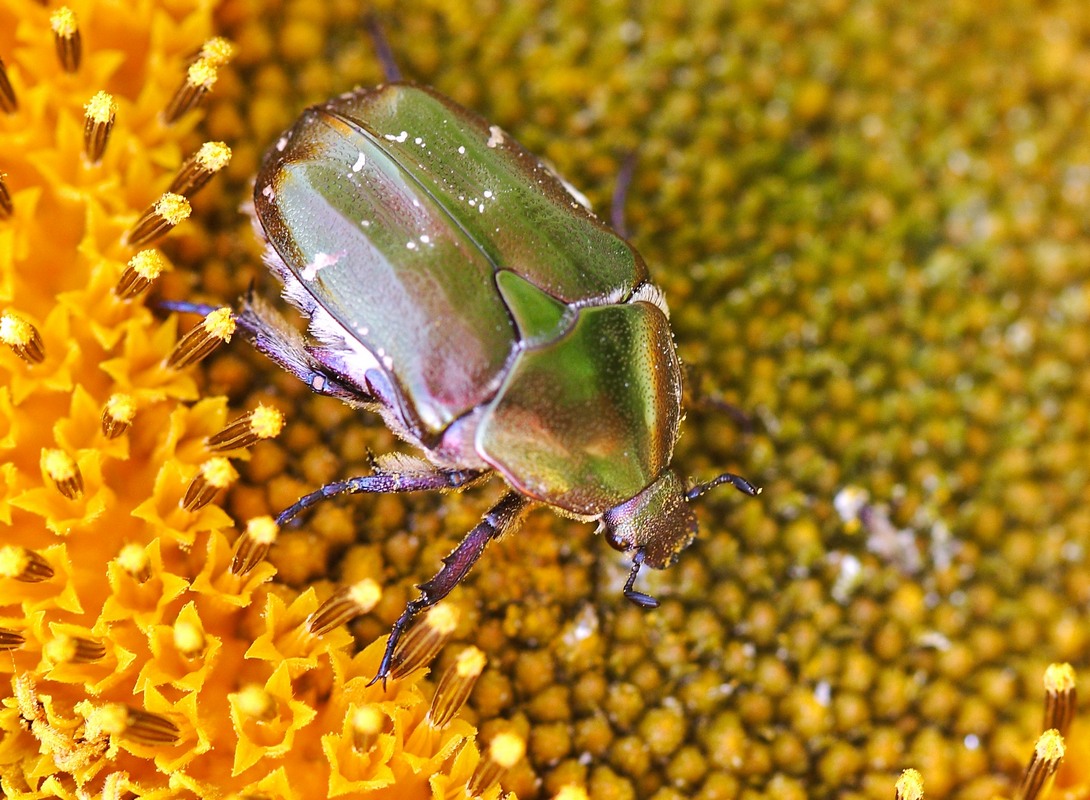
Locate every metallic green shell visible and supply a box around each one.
[254,83,648,443]
[477,300,681,516]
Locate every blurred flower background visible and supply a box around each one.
[2,0,1090,798]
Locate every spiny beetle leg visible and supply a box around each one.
[365,14,402,83]
[370,491,531,688]
[276,467,486,527]
[685,472,761,503]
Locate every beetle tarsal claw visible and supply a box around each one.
[622,559,660,609]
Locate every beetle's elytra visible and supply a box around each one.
[226,58,758,684]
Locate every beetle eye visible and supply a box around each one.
[602,521,632,553]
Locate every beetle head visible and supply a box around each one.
[602,470,697,570]
[603,469,759,608]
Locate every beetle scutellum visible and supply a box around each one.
[173,24,759,686]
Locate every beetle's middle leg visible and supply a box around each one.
[370,491,532,687]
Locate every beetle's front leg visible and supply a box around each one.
[276,465,487,527]
[370,491,531,688]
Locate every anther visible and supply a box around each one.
[468,731,526,796]
[126,192,190,247]
[166,307,235,369]
[167,141,231,197]
[181,457,237,511]
[44,634,106,664]
[208,404,284,452]
[0,545,54,582]
[1042,662,1076,738]
[388,603,460,680]
[42,448,83,499]
[234,684,277,722]
[172,619,206,659]
[101,393,137,439]
[84,702,181,745]
[308,579,382,636]
[0,628,24,651]
[428,645,486,728]
[230,516,279,576]
[114,250,167,299]
[189,37,235,67]
[50,8,81,72]
[1016,729,1066,800]
[83,91,117,164]
[116,543,151,582]
[0,57,16,113]
[0,172,11,218]
[163,57,218,124]
[895,769,924,800]
[1,311,45,363]
[349,704,385,752]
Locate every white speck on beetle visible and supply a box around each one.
[458,145,466,155]
[351,152,366,172]
[420,234,431,244]
[478,202,485,213]
[483,190,493,198]
[275,135,289,152]
[487,125,504,148]
[299,250,346,281]
[406,241,417,250]
[361,220,371,227]
[414,136,423,145]
[261,184,275,201]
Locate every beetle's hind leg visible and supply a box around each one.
[369,491,531,688]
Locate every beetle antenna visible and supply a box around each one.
[365,14,403,83]
[685,472,761,502]
[622,557,659,609]
[610,151,638,238]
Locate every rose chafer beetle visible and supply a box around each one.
[175,30,758,685]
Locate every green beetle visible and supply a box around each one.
[215,60,758,684]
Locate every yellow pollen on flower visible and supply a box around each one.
[1,310,45,363]
[168,141,232,197]
[428,645,486,728]
[114,249,166,299]
[235,684,277,721]
[308,579,383,636]
[230,515,279,576]
[0,57,16,113]
[554,787,590,800]
[167,307,235,369]
[199,37,235,66]
[126,192,191,247]
[116,543,150,581]
[895,769,924,800]
[349,704,385,751]
[208,404,283,451]
[163,57,218,123]
[0,545,54,582]
[469,731,526,795]
[173,619,206,657]
[182,457,238,511]
[50,8,81,72]
[389,602,461,680]
[42,448,84,499]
